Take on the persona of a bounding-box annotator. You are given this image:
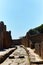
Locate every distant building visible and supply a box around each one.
[12,39,21,46]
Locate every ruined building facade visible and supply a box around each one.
[0,22,12,49]
[31,34,43,59]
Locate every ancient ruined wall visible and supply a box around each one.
[35,41,43,59]
[29,30,43,59]
[12,39,21,47]
[26,33,32,47]
[41,41,43,59]
[30,34,43,49]
[20,35,30,47]
[12,37,29,47]
[0,22,6,49]
[20,36,27,47]
[3,31,12,48]
[0,32,3,49]
[35,42,41,56]
[0,21,12,49]
[31,34,43,42]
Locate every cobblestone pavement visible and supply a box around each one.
[1,46,30,65]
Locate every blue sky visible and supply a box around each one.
[0,0,43,39]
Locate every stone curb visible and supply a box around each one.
[0,48,16,64]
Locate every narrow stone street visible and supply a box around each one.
[0,46,30,65]
[0,46,43,65]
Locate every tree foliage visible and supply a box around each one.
[27,24,43,35]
